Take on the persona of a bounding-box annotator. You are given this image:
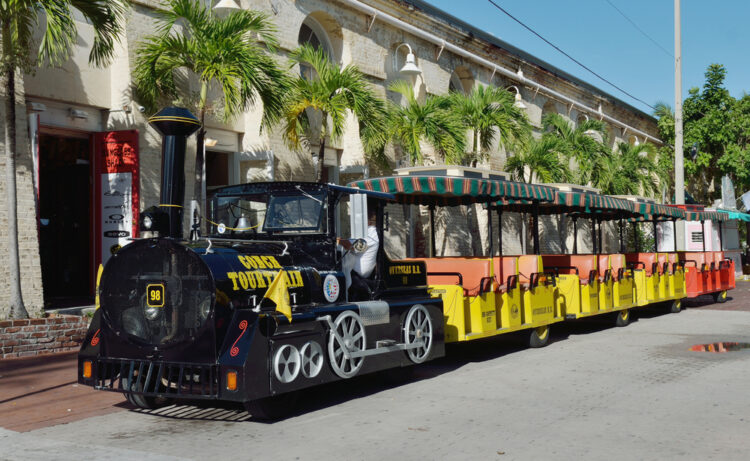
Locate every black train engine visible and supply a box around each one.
[77,107,444,416]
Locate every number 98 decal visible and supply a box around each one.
[146,283,165,308]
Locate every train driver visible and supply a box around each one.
[337,207,379,299]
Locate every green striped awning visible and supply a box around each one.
[348,176,557,206]
[629,202,685,222]
[684,210,729,222]
[717,209,750,222]
[554,190,635,214]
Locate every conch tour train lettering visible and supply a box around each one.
[77,107,740,420]
[226,268,304,291]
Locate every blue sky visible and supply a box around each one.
[424,0,750,115]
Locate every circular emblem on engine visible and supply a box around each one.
[217,223,226,234]
[323,274,340,303]
[511,304,519,318]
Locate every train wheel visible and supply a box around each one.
[713,291,728,304]
[404,304,433,364]
[328,311,366,379]
[615,309,631,327]
[122,377,169,410]
[669,299,682,313]
[529,325,550,348]
[244,392,299,421]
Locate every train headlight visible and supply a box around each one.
[144,303,160,320]
[143,215,153,230]
[198,298,211,320]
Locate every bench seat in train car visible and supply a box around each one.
[625,253,662,306]
[651,253,682,302]
[679,252,714,298]
[709,252,722,292]
[656,253,671,299]
[541,254,601,319]
[610,254,635,309]
[653,252,683,302]
[597,254,614,311]
[492,256,524,331]
[407,257,495,342]
[717,252,736,293]
[711,251,735,294]
[410,256,561,342]
[516,255,561,329]
[693,251,734,301]
[667,253,686,299]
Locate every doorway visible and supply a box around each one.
[38,132,93,308]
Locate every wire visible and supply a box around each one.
[604,0,673,58]
[485,0,657,111]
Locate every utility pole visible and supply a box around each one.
[674,0,685,250]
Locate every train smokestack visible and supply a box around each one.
[148,107,201,238]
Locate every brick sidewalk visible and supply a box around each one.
[0,351,125,432]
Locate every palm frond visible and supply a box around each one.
[133,0,287,127]
[444,83,531,165]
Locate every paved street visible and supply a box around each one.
[2,285,750,460]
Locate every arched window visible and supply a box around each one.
[541,100,557,129]
[448,67,474,94]
[298,16,333,80]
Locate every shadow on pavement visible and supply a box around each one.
[131,305,683,423]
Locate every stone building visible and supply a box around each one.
[0,0,660,318]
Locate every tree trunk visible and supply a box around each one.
[4,65,29,319]
[192,84,208,238]
[315,136,327,183]
[192,99,206,239]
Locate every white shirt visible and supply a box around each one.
[353,225,379,278]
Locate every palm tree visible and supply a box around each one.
[1,0,127,318]
[601,142,660,197]
[446,84,530,166]
[505,136,571,184]
[384,80,466,165]
[282,44,386,182]
[443,85,530,255]
[133,0,288,211]
[542,113,609,187]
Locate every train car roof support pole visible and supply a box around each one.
[532,201,540,255]
[429,205,436,258]
[573,217,578,254]
[701,220,706,252]
[598,217,603,253]
[718,220,723,251]
[487,202,493,257]
[672,219,678,252]
[653,220,658,252]
[497,208,504,256]
[632,221,639,252]
[619,219,625,253]
[592,217,598,254]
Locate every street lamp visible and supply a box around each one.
[392,43,421,76]
[508,86,526,110]
[214,0,241,11]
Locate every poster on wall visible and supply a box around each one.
[93,130,139,270]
